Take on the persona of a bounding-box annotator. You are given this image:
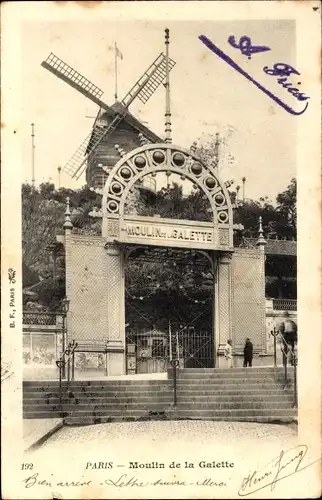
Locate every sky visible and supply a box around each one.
[21,18,297,201]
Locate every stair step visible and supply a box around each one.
[23,401,294,412]
[177,374,292,380]
[179,368,284,373]
[23,380,170,388]
[23,394,294,405]
[23,369,296,421]
[177,389,293,395]
[24,387,294,400]
[176,383,290,388]
[171,409,297,417]
[63,415,296,425]
[23,408,297,419]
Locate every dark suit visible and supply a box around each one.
[243,340,253,367]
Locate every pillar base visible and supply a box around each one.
[107,351,125,376]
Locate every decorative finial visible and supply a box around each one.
[256,216,267,247]
[190,141,197,154]
[63,197,73,230]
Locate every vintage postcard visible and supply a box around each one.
[1,1,321,499]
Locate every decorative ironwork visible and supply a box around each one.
[273,299,297,311]
[103,144,233,231]
[236,236,256,249]
[178,328,214,368]
[23,311,58,326]
[126,328,169,374]
[125,323,214,374]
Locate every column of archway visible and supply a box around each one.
[215,251,233,367]
[104,243,126,375]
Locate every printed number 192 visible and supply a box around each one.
[21,463,33,470]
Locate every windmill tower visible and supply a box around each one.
[41,47,176,191]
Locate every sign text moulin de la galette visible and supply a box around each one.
[115,216,223,250]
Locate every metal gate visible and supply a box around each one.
[126,328,168,374]
[126,324,213,374]
[177,327,213,368]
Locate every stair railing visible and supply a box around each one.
[55,341,78,417]
[66,340,78,382]
[278,332,298,408]
[168,322,180,407]
[170,358,179,406]
[270,327,278,368]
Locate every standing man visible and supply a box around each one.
[224,339,233,368]
[279,311,297,365]
[243,338,253,367]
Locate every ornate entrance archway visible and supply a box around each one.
[101,142,235,373]
[102,142,233,244]
[62,141,267,376]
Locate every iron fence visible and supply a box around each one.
[272,299,297,311]
[23,311,61,326]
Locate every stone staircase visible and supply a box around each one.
[169,367,297,423]
[23,367,297,424]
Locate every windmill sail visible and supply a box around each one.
[64,113,125,179]
[54,51,176,179]
[41,53,115,116]
[121,52,176,108]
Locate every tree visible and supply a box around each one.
[276,178,296,236]
[22,184,65,278]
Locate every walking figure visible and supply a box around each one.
[243,337,253,367]
[279,312,297,365]
[224,339,233,368]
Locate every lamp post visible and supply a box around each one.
[61,297,70,379]
[242,177,246,203]
[55,359,65,417]
[293,343,298,408]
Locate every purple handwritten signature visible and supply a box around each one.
[199,35,310,116]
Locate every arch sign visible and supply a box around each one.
[103,143,234,251]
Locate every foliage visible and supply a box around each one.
[22,183,65,278]
[22,182,101,309]
[138,182,212,222]
[276,178,296,233]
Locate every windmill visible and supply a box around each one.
[41,48,176,183]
